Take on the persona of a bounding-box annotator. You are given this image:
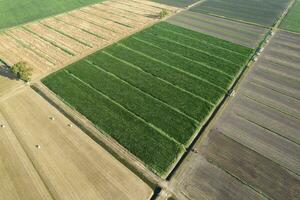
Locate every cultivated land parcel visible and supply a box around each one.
[0,0,106,30]
[43,22,254,176]
[191,0,292,26]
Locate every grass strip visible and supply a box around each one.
[42,70,183,175]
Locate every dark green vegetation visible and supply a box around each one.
[43,22,253,176]
[0,0,104,30]
[151,0,199,8]
[190,0,291,26]
[280,0,300,32]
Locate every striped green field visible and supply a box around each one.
[43,22,254,176]
[0,0,104,30]
[280,0,300,32]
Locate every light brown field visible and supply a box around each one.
[0,111,53,200]
[24,23,89,55]
[0,88,153,200]
[91,4,152,23]
[0,0,180,83]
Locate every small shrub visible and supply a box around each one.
[158,9,168,19]
[11,61,33,82]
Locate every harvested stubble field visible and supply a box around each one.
[0,0,179,80]
[190,0,292,27]
[0,88,153,200]
[280,0,300,33]
[43,22,254,176]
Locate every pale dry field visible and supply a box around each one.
[0,0,179,80]
[0,88,153,200]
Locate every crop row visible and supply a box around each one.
[43,22,253,176]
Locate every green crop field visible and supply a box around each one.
[0,0,104,30]
[43,22,253,176]
[280,0,300,32]
[190,0,291,27]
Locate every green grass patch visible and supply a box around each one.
[280,0,300,33]
[42,22,253,176]
[0,0,104,30]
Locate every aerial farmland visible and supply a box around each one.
[0,0,299,200]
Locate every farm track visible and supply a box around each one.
[0,0,180,91]
[0,88,153,200]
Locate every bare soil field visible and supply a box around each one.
[0,0,179,82]
[167,11,269,48]
[0,88,153,200]
[170,30,300,200]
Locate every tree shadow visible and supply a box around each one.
[144,14,161,19]
[0,62,18,80]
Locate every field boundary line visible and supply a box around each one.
[65,69,184,147]
[102,50,215,106]
[84,59,200,124]
[119,43,226,93]
[131,36,233,78]
[154,25,249,57]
